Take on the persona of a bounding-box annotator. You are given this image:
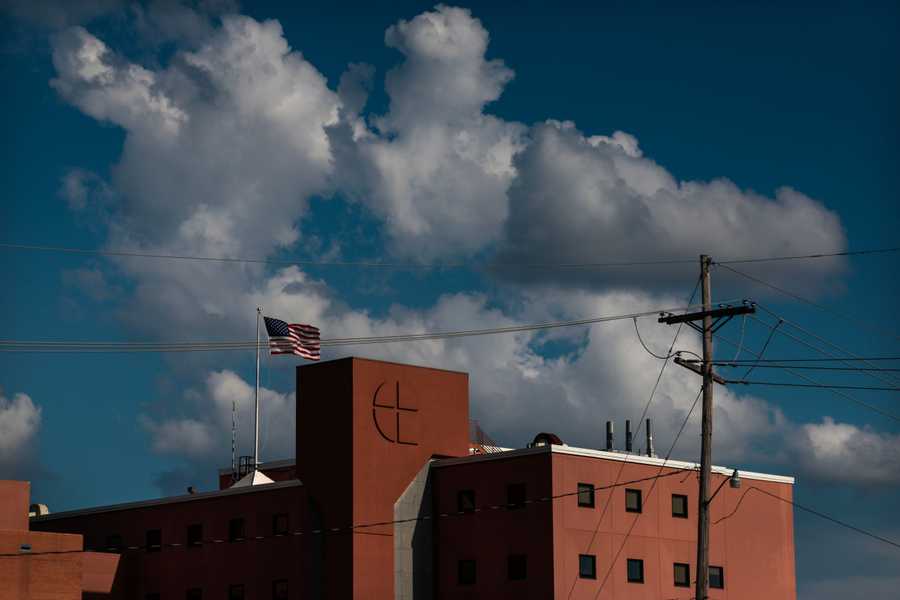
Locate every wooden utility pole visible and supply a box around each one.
[658,255,754,600]
[696,254,714,600]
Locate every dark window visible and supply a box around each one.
[625,488,642,513]
[674,563,690,587]
[187,523,202,548]
[672,494,688,518]
[146,529,161,553]
[228,584,245,600]
[186,589,202,600]
[145,594,160,600]
[709,566,725,589]
[273,579,289,600]
[508,554,527,581]
[105,534,122,552]
[626,559,644,583]
[507,483,527,510]
[273,513,289,536]
[578,554,596,579]
[458,559,476,585]
[577,483,595,508]
[229,518,245,542]
[457,490,476,513]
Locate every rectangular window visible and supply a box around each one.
[272,579,288,600]
[457,490,476,513]
[625,488,642,513]
[578,554,596,579]
[507,483,527,510]
[229,518,245,542]
[458,559,476,585]
[577,483,595,508]
[105,534,122,552]
[626,558,644,583]
[228,584,245,600]
[186,589,202,600]
[674,563,690,587]
[273,513,289,536]
[145,594,160,600]
[709,566,725,589]
[146,529,161,553]
[187,523,202,548]
[672,494,688,518]
[508,554,527,581]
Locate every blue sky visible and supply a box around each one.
[1,1,898,597]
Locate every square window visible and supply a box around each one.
[458,559,476,585]
[457,490,476,513]
[273,513,289,536]
[627,558,644,583]
[187,523,202,548]
[146,529,161,553]
[273,579,288,600]
[229,518,245,542]
[578,554,596,579]
[674,563,690,587]
[577,483,595,508]
[625,489,642,513]
[672,494,688,518]
[105,534,122,552]
[186,589,202,600]
[507,483,527,509]
[709,566,725,589]
[508,554,527,581]
[228,584,244,600]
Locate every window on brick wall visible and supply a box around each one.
[273,513,289,536]
[625,488,642,513]
[187,523,202,548]
[579,554,596,579]
[146,529,161,553]
[577,483,595,508]
[229,518,245,542]
[272,579,288,600]
[674,563,690,587]
[672,494,688,518]
[508,554,527,581]
[507,483,527,510]
[626,559,644,583]
[710,566,725,589]
[228,584,244,600]
[458,559,477,585]
[457,490,475,513]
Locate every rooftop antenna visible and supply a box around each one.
[254,306,261,470]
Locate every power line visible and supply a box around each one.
[716,247,900,265]
[0,303,717,353]
[3,242,898,270]
[726,381,900,392]
[4,469,691,558]
[713,331,900,422]
[715,262,900,343]
[713,486,900,551]
[567,275,701,600]
[713,364,900,372]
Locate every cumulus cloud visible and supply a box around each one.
[143,369,294,463]
[0,390,42,475]
[495,120,847,290]
[329,5,526,259]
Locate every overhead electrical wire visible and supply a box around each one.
[0,302,721,353]
[712,364,900,372]
[715,262,900,343]
[2,242,897,271]
[725,381,899,392]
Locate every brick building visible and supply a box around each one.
[28,357,796,599]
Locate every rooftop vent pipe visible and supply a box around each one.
[625,420,633,452]
[606,421,614,451]
[646,418,655,457]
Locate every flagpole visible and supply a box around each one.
[254,307,261,470]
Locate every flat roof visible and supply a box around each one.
[434,444,795,485]
[298,355,469,376]
[31,479,303,523]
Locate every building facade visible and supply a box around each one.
[28,357,796,599]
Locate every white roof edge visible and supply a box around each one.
[434,444,795,485]
[31,479,303,523]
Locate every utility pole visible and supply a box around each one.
[658,255,754,600]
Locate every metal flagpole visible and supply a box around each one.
[254,307,261,469]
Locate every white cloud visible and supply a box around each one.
[495,120,847,290]
[0,390,42,473]
[330,4,526,259]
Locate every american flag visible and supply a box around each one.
[263,317,320,361]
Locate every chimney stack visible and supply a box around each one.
[646,418,655,457]
[625,419,633,452]
[606,421,614,451]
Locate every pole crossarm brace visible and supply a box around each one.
[658,303,756,326]
[673,357,728,385]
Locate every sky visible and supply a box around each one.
[1,0,899,596]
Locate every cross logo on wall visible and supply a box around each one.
[372,380,419,445]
